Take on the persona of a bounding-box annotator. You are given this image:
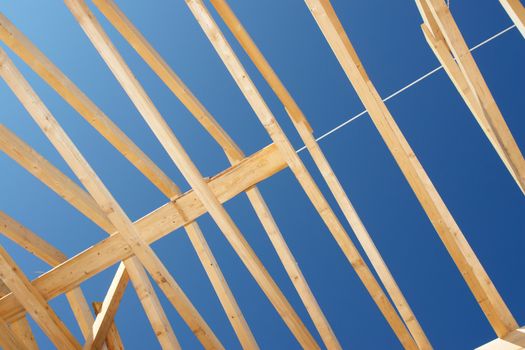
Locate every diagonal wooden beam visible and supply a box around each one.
[9,316,38,350]
[418,0,525,195]
[304,0,518,338]
[64,0,319,348]
[499,0,525,38]
[90,1,340,348]
[0,210,97,344]
[207,1,432,348]
[84,263,129,350]
[0,244,81,349]
[0,127,180,350]
[0,142,286,324]
[184,1,418,349]
[0,12,179,199]
[92,302,124,350]
[9,316,39,350]
[0,48,223,350]
[0,316,29,350]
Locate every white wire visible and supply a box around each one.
[295,24,516,154]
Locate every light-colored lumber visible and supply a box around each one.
[10,316,39,350]
[64,0,318,348]
[0,12,179,199]
[208,1,431,348]
[418,0,525,195]
[304,0,518,338]
[0,127,179,350]
[0,244,81,349]
[0,316,28,350]
[185,1,418,349]
[0,210,97,343]
[92,302,124,350]
[0,142,286,324]
[476,327,525,350]
[90,1,338,348]
[499,0,525,38]
[84,263,130,350]
[0,48,223,350]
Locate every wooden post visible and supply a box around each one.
[304,0,518,338]
[9,317,39,350]
[0,48,223,350]
[64,0,318,348]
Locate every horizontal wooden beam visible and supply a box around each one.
[305,0,517,338]
[0,142,285,322]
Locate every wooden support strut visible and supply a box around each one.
[207,0,432,348]
[417,0,525,195]
[90,0,341,348]
[184,0,418,349]
[0,124,179,350]
[0,142,286,324]
[92,302,125,350]
[499,0,525,38]
[0,48,223,350]
[304,0,518,338]
[63,0,320,349]
[0,316,29,350]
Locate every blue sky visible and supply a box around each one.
[0,0,524,349]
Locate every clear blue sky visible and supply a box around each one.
[0,0,524,349]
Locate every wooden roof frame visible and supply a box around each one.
[0,1,522,349]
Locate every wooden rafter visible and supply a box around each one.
[64,0,318,348]
[92,302,124,350]
[207,0,432,348]
[417,0,525,195]
[304,0,518,338]
[0,244,80,349]
[90,1,341,348]
[0,210,97,344]
[499,0,525,38]
[0,127,177,350]
[0,12,180,199]
[184,0,418,349]
[0,48,223,350]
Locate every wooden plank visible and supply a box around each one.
[0,12,180,199]
[64,1,318,348]
[0,245,81,349]
[0,316,28,350]
[89,2,338,349]
[499,0,525,38]
[0,127,179,349]
[10,316,39,350]
[208,1,431,348]
[0,142,286,323]
[84,263,129,350]
[93,302,124,350]
[304,0,518,337]
[184,1,418,349]
[0,48,223,350]
[420,0,525,195]
[0,210,97,343]
[476,327,525,350]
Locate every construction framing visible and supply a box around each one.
[0,1,522,349]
